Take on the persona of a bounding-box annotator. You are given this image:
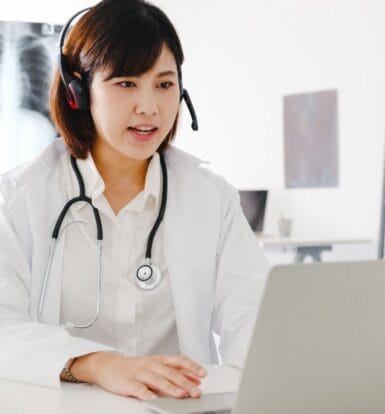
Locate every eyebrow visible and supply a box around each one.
[107,70,177,82]
[157,70,177,78]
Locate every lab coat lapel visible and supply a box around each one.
[162,148,210,362]
[30,171,68,325]
[163,170,196,357]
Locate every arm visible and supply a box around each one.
[0,184,206,399]
[212,180,269,368]
[0,188,117,389]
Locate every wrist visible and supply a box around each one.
[70,351,107,384]
[61,358,84,383]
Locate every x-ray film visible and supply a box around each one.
[0,21,62,173]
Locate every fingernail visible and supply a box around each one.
[198,368,206,376]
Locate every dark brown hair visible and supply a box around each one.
[49,0,184,159]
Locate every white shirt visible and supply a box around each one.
[59,151,180,356]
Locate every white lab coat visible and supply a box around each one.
[0,139,268,389]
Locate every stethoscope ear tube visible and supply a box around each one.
[52,197,102,240]
[144,153,168,259]
[39,152,168,327]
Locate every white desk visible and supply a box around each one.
[0,379,147,414]
[0,365,241,414]
[256,235,372,262]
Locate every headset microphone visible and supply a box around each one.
[182,89,198,131]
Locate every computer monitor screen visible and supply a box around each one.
[239,190,268,233]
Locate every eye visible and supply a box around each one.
[117,81,136,88]
[158,81,174,89]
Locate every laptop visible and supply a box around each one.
[238,190,268,234]
[145,260,385,413]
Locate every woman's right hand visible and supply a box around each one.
[70,351,207,400]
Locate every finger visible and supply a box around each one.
[136,371,187,399]
[180,370,202,385]
[162,355,207,378]
[124,381,158,401]
[151,364,201,398]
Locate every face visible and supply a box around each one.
[89,45,180,161]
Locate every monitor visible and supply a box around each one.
[238,190,268,233]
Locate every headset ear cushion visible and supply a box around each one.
[68,78,88,110]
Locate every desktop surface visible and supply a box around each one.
[0,365,240,414]
[4,261,385,414]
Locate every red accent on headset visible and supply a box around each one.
[67,84,78,110]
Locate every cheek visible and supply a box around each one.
[90,90,123,126]
[91,88,114,112]
[162,96,180,123]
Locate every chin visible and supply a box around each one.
[121,145,160,161]
[128,137,165,156]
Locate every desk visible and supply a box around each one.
[256,235,372,262]
[0,365,240,414]
[0,378,147,414]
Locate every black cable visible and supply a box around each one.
[145,151,168,259]
[52,156,102,240]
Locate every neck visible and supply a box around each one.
[91,140,150,189]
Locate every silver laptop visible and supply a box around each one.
[145,260,385,414]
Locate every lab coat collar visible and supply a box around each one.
[67,151,161,213]
[162,146,209,176]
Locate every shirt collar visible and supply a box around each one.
[67,151,161,213]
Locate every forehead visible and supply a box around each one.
[152,45,178,72]
[96,45,178,80]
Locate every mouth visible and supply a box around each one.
[127,125,159,142]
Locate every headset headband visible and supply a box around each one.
[58,8,91,107]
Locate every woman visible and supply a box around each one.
[0,0,268,401]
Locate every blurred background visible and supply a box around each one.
[1,0,384,264]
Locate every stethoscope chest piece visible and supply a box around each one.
[136,261,162,290]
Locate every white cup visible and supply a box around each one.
[278,218,292,237]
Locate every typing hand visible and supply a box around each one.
[70,351,207,400]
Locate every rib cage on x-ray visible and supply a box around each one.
[0,21,62,173]
[18,35,52,120]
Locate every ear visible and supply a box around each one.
[73,71,82,80]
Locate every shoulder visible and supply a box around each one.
[0,138,67,206]
[164,145,239,204]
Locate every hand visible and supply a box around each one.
[70,351,207,400]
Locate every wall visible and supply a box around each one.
[157,0,385,259]
[2,0,385,257]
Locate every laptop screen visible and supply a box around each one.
[238,190,268,233]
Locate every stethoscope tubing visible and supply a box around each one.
[38,152,167,328]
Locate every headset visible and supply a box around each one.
[58,7,198,131]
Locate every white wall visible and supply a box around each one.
[2,0,385,255]
[158,0,385,257]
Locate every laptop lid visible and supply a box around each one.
[238,190,268,233]
[234,260,385,414]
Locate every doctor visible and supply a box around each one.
[0,0,268,401]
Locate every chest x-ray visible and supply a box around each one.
[0,21,62,173]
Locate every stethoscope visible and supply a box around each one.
[38,151,168,328]
[37,6,199,329]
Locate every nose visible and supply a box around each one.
[134,85,159,116]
